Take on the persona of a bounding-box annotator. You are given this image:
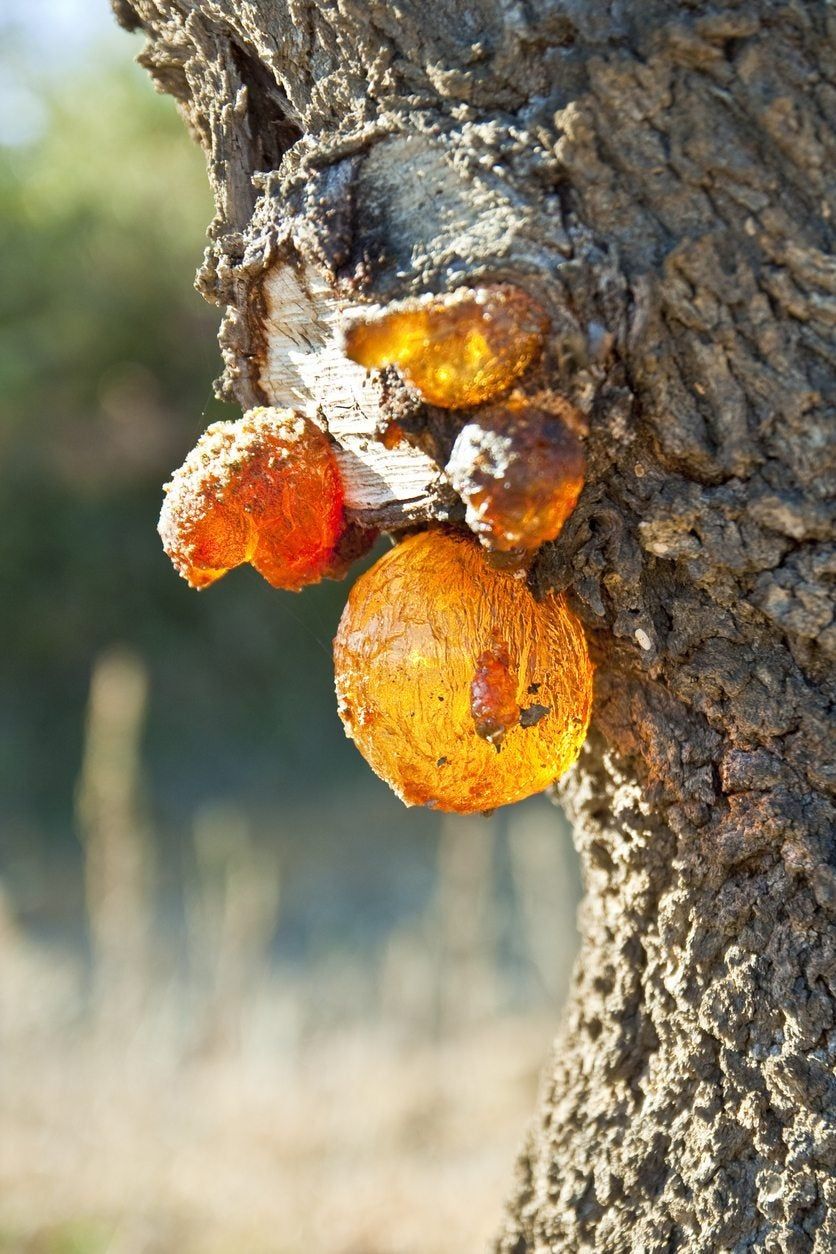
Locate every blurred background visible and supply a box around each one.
[0,4,582,1251]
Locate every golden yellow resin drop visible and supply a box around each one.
[333,531,593,814]
[343,285,548,408]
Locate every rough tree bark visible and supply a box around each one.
[114,1,835,1249]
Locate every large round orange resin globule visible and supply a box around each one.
[159,407,345,591]
[333,531,593,814]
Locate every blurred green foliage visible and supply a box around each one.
[0,52,415,913]
[0,62,214,426]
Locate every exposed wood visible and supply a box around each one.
[259,258,449,524]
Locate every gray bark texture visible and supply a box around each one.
[114,1,835,1249]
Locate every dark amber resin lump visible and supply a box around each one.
[334,531,592,814]
[446,402,586,553]
[470,643,520,748]
[343,285,549,409]
[159,407,345,591]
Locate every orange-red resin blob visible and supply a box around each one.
[333,530,592,814]
[471,643,519,747]
[159,407,345,591]
[343,285,548,408]
[446,402,586,552]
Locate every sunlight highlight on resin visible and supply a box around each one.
[343,285,549,408]
[333,530,593,814]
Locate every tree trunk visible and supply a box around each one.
[114,1,835,1248]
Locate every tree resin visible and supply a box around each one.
[470,642,520,747]
[343,285,548,409]
[334,530,592,813]
[446,401,586,552]
[159,407,345,590]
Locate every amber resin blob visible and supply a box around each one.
[446,401,586,553]
[334,531,592,814]
[343,285,548,408]
[159,407,345,591]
